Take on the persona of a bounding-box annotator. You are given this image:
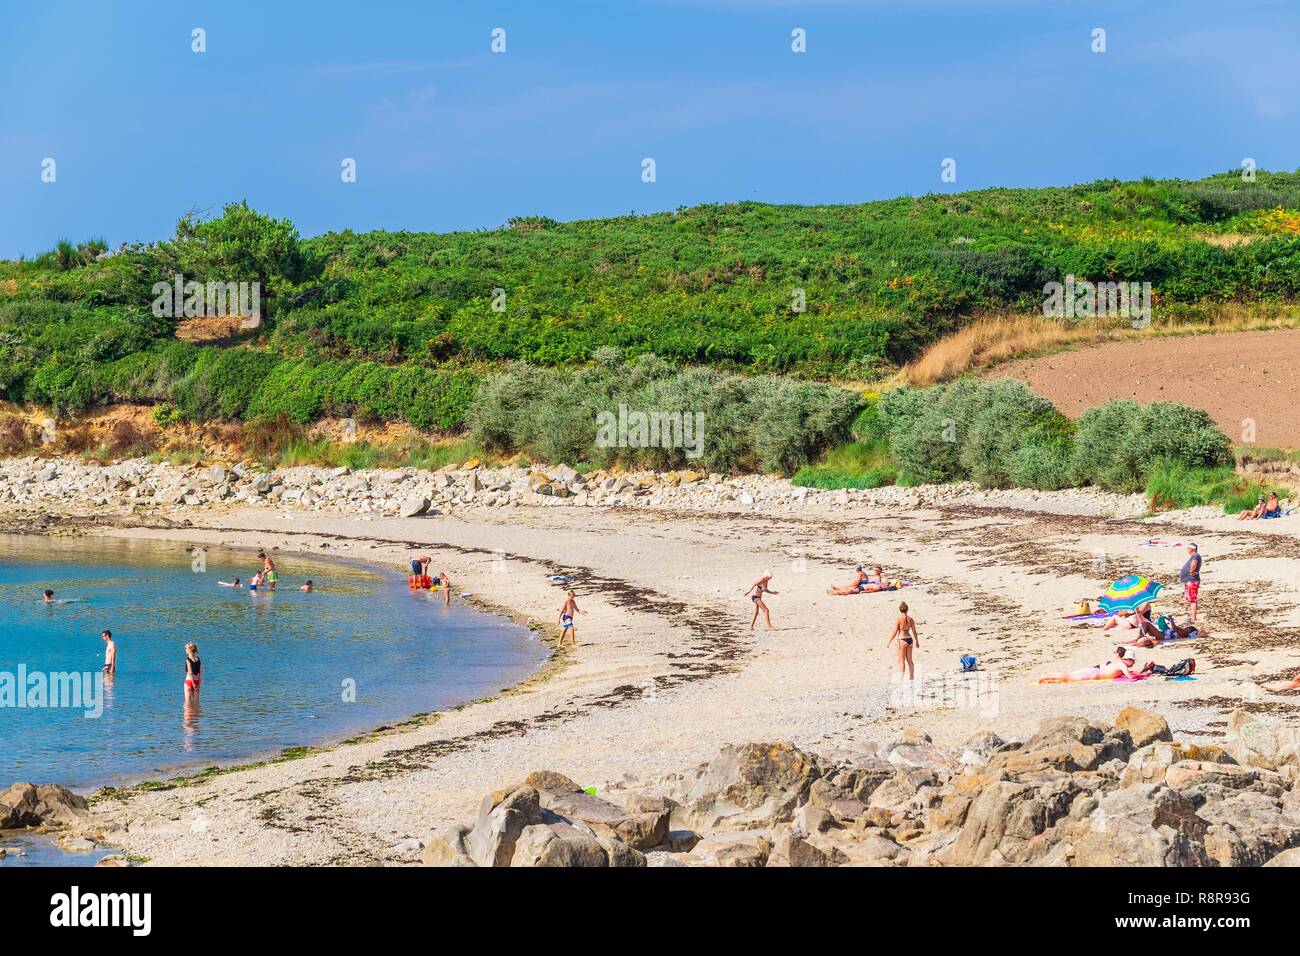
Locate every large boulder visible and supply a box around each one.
[464,786,543,867]
[671,743,821,833]
[420,825,476,866]
[1066,786,1210,867]
[945,776,1079,866]
[1198,792,1300,867]
[1226,709,1300,772]
[510,824,610,867]
[0,783,90,830]
[1114,708,1173,749]
[1120,742,1235,787]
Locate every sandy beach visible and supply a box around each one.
[10,485,1292,866]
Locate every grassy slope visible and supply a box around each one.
[3,169,1300,428]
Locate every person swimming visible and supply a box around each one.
[43,589,55,604]
[219,578,241,588]
[299,580,313,593]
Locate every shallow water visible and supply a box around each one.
[0,534,546,791]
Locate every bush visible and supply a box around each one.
[466,355,863,474]
[874,379,1070,487]
[1072,400,1232,492]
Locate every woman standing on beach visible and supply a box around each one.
[746,572,777,630]
[885,601,919,680]
[184,643,202,699]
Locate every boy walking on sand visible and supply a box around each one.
[558,590,583,647]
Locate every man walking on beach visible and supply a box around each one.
[1180,543,1202,623]
[102,630,117,676]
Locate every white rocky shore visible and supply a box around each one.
[424,707,1300,867]
[0,456,1150,520]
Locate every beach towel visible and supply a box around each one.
[550,575,575,583]
[1063,610,1110,621]
[1164,675,1198,681]
[1139,539,1184,548]
[1039,672,1150,684]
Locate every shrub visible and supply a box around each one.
[1072,400,1232,492]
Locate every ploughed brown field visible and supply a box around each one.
[996,328,1300,448]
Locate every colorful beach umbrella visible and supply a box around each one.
[1098,574,1163,614]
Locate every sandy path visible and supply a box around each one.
[46,499,1300,865]
[996,328,1300,447]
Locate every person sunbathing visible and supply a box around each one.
[1238,494,1268,520]
[1040,647,1139,683]
[1123,617,1199,648]
[827,565,892,595]
[1260,492,1283,519]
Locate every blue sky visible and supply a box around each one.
[3,0,1298,258]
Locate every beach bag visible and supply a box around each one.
[1076,600,1091,615]
[960,655,978,672]
[1154,658,1196,677]
[1155,614,1171,633]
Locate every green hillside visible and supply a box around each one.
[3,170,1300,445]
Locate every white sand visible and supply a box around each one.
[57,499,1300,865]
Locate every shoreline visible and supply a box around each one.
[3,461,1300,865]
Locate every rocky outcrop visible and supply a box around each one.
[422,708,1300,867]
[0,783,90,830]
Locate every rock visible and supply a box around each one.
[1198,791,1300,867]
[510,824,609,867]
[94,854,131,867]
[1120,742,1235,787]
[690,830,774,867]
[1226,709,1300,771]
[766,830,831,867]
[793,805,837,835]
[537,788,669,850]
[672,742,820,833]
[203,465,228,486]
[421,825,476,866]
[0,783,91,829]
[1264,847,1300,867]
[946,776,1079,866]
[1066,786,1210,867]
[399,496,430,517]
[1115,708,1172,749]
[464,786,542,867]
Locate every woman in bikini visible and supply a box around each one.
[184,642,202,699]
[885,601,920,679]
[1040,646,1139,683]
[746,573,777,630]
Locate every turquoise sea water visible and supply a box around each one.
[0,535,545,792]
